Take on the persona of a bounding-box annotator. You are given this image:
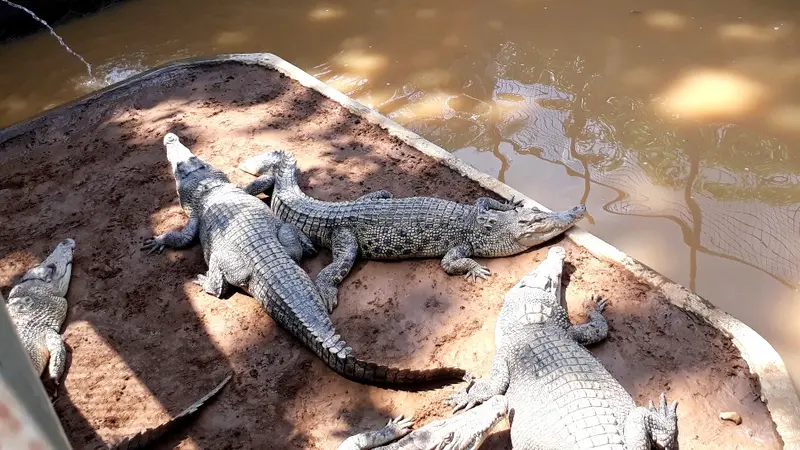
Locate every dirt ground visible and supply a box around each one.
[0,63,781,449]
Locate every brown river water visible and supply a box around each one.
[1,0,800,392]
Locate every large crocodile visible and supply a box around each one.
[338,395,508,450]
[446,247,679,449]
[238,151,587,312]
[142,133,464,388]
[5,238,75,393]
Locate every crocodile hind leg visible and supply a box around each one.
[316,228,358,313]
[277,223,316,262]
[441,244,491,282]
[44,329,67,385]
[623,393,679,450]
[193,250,252,298]
[243,173,275,196]
[355,190,393,202]
[569,295,609,346]
[336,416,414,450]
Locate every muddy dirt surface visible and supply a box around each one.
[0,63,781,449]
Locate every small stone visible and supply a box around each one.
[719,411,742,425]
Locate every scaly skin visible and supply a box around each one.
[446,247,679,450]
[238,151,587,312]
[338,395,508,450]
[5,238,75,393]
[142,133,465,388]
[109,374,231,450]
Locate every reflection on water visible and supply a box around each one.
[382,47,800,291]
[1,0,799,389]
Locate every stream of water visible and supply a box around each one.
[1,0,799,391]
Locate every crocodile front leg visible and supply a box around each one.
[277,223,316,263]
[193,249,252,298]
[441,244,490,281]
[316,227,358,313]
[355,190,393,202]
[44,328,67,385]
[448,354,509,413]
[623,393,679,450]
[141,216,200,254]
[337,416,414,450]
[243,173,275,196]
[474,196,524,212]
[569,295,609,346]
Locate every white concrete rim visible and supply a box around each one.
[1,53,798,449]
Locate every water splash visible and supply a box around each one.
[1,0,93,78]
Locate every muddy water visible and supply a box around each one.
[1,0,799,390]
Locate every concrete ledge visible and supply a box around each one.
[2,52,799,449]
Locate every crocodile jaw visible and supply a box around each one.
[164,132,195,172]
[515,204,586,248]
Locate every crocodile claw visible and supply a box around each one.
[192,274,208,287]
[317,283,339,313]
[592,295,607,313]
[506,195,525,209]
[386,415,415,432]
[448,391,478,414]
[464,265,491,282]
[141,237,166,255]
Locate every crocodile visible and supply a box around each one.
[238,150,587,312]
[142,133,465,388]
[109,374,231,450]
[5,238,75,393]
[445,247,679,450]
[338,395,508,450]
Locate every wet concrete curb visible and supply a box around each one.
[2,52,799,448]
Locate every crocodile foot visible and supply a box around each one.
[463,265,491,282]
[317,283,339,313]
[141,236,166,255]
[192,274,207,287]
[648,393,679,448]
[192,274,228,298]
[384,415,415,435]
[447,378,494,413]
[591,295,607,313]
[505,195,525,209]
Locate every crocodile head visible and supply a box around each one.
[9,238,75,298]
[425,395,508,450]
[513,204,586,247]
[473,204,585,257]
[163,133,229,213]
[497,246,566,340]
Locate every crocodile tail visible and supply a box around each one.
[271,150,304,195]
[312,333,466,389]
[109,374,231,450]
